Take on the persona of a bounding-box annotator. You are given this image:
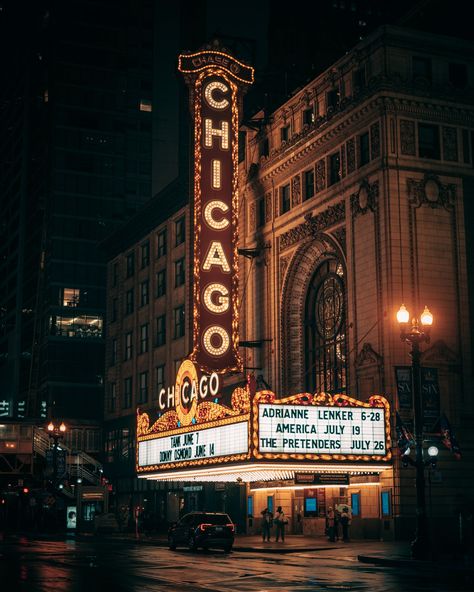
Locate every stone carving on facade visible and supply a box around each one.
[279,254,291,287]
[265,191,272,223]
[291,174,301,207]
[346,138,355,173]
[331,226,347,254]
[407,173,455,211]
[370,121,381,159]
[350,179,379,217]
[442,126,458,162]
[421,339,459,367]
[400,119,416,156]
[249,202,256,232]
[279,202,345,250]
[355,343,383,369]
[315,159,326,193]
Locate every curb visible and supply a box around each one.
[358,554,474,576]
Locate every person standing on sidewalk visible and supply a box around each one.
[260,507,273,542]
[340,507,351,542]
[327,507,336,542]
[274,506,287,542]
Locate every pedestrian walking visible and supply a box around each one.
[340,506,351,542]
[260,507,273,542]
[327,506,336,542]
[274,506,287,542]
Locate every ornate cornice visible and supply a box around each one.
[279,201,345,251]
[247,77,474,184]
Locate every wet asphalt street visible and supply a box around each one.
[0,537,472,591]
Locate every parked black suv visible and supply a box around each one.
[168,512,235,552]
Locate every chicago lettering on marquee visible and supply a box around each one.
[136,360,252,473]
[179,48,254,374]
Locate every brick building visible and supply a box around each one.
[105,26,474,541]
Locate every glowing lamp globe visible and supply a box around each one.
[420,306,433,327]
[397,304,410,324]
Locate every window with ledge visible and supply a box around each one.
[418,123,440,159]
[175,258,185,287]
[359,132,370,167]
[413,56,432,82]
[125,331,133,360]
[111,298,118,322]
[126,252,135,278]
[108,382,117,413]
[326,88,339,111]
[280,184,291,215]
[62,288,80,307]
[140,280,149,307]
[139,99,152,112]
[156,269,166,298]
[352,67,366,92]
[175,216,185,246]
[139,323,149,354]
[303,169,315,200]
[449,62,467,89]
[303,108,314,126]
[174,305,185,339]
[110,338,117,366]
[141,241,150,268]
[50,314,103,339]
[157,229,167,258]
[125,288,134,315]
[257,197,265,228]
[280,125,289,143]
[112,263,118,287]
[123,377,132,409]
[328,151,341,185]
[138,371,148,403]
[258,138,269,158]
[156,364,165,395]
[156,314,166,347]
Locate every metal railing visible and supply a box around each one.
[33,428,103,486]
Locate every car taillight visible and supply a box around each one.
[199,523,212,531]
[226,523,235,532]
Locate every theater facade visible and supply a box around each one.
[105,26,474,542]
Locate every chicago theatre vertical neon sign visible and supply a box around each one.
[179,48,254,374]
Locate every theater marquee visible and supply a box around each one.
[136,361,391,480]
[178,49,254,374]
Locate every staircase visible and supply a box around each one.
[33,428,103,486]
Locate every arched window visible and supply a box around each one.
[304,257,347,393]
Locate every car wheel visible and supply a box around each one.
[168,535,176,550]
[224,545,232,553]
[188,535,197,551]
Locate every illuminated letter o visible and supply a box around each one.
[203,326,230,357]
[209,373,219,396]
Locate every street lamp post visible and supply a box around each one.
[46,420,66,487]
[397,304,433,560]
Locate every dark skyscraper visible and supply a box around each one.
[0,0,153,451]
